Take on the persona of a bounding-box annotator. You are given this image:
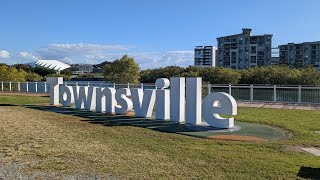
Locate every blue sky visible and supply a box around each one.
[0,0,320,69]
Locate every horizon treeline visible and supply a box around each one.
[140,65,320,85]
[0,64,72,82]
[1,61,320,85]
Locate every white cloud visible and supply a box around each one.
[0,43,195,69]
[36,43,131,63]
[36,43,131,61]
[0,50,10,58]
[81,50,195,69]
[19,51,38,61]
[49,43,130,51]
[131,51,194,69]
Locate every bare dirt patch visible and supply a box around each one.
[284,145,304,153]
[0,108,11,112]
[207,135,266,142]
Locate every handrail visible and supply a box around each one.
[1,81,320,104]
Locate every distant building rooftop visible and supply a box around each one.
[32,60,71,71]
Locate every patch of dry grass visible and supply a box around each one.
[0,94,319,179]
[0,106,319,179]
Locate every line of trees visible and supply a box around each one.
[103,55,320,85]
[2,55,320,85]
[0,64,73,82]
[140,65,320,85]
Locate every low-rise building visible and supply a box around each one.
[216,28,273,69]
[279,41,320,69]
[69,64,93,74]
[194,46,217,67]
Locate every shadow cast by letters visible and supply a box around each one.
[297,166,320,180]
[23,105,205,135]
[0,104,17,106]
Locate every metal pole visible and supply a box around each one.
[18,82,21,92]
[113,83,116,89]
[208,84,211,94]
[44,82,47,93]
[88,82,90,87]
[1,81,3,91]
[228,84,232,95]
[9,81,11,91]
[273,85,277,102]
[141,83,144,89]
[298,85,302,103]
[26,82,29,92]
[127,83,130,88]
[250,85,253,101]
[35,82,38,92]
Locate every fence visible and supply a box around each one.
[0,81,156,94]
[0,81,49,93]
[1,81,320,104]
[208,84,320,104]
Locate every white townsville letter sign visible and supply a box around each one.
[48,77,238,129]
[186,77,202,125]
[155,78,170,120]
[73,86,97,110]
[170,77,185,123]
[95,87,116,113]
[59,85,74,107]
[202,92,237,128]
[47,77,63,105]
[115,88,133,114]
[131,88,155,118]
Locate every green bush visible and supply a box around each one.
[26,72,42,81]
[104,55,140,83]
[140,65,320,85]
[60,69,73,76]
[0,65,27,82]
[140,66,241,84]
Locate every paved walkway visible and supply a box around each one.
[238,101,320,110]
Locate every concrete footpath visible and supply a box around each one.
[238,101,320,110]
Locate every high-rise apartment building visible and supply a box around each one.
[194,46,217,67]
[279,41,320,70]
[216,28,273,69]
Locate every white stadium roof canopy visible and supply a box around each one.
[34,60,71,71]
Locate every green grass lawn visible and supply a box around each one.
[0,95,319,179]
[0,94,49,105]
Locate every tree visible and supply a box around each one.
[26,72,42,81]
[0,65,27,81]
[239,66,301,85]
[104,55,140,83]
[140,66,185,83]
[60,69,73,76]
[298,66,320,85]
[13,64,35,73]
[200,67,241,84]
[181,66,202,77]
[33,66,57,77]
